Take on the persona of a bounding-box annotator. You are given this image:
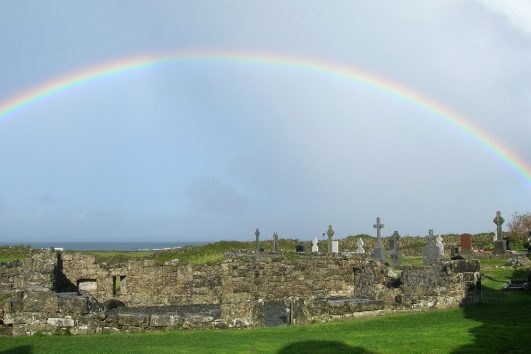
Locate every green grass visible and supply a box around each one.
[1,258,530,353]
[81,251,154,264]
[0,245,31,262]
[398,255,423,266]
[79,240,305,266]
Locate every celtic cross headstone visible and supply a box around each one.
[372,217,385,261]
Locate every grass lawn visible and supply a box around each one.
[1,258,530,353]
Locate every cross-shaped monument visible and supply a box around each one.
[493,211,506,255]
[326,225,334,254]
[255,228,260,252]
[372,217,386,261]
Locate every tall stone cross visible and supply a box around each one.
[272,232,279,253]
[373,217,384,242]
[326,225,335,253]
[493,211,506,255]
[493,211,504,241]
[255,228,260,252]
[372,217,385,261]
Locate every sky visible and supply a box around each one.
[0,0,530,243]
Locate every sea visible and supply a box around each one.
[0,241,204,251]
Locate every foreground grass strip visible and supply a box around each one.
[0,310,471,354]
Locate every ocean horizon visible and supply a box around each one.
[0,241,205,251]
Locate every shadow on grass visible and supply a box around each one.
[452,268,531,354]
[0,345,32,354]
[276,340,374,354]
[480,274,505,283]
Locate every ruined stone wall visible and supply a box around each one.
[398,259,481,309]
[59,253,224,307]
[0,250,481,336]
[59,252,384,310]
[218,252,385,326]
[0,250,56,293]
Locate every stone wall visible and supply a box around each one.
[0,250,481,336]
[0,250,56,293]
[59,253,224,307]
[398,259,481,309]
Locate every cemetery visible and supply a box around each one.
[3,214,509,337]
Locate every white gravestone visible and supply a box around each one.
[332,240,339,253]
[435,234,444,257]
[356,238,365,254]
[312,237,319,253]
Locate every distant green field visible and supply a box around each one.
[1,257,530,353]
[1,232,525,266]
[0,245,32,263]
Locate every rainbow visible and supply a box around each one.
[1,51,530,184]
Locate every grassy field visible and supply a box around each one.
[2,232,525,266]
[1,257,530,353]
[0,246,32,263]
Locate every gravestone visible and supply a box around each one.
[460,234,473,254]
[356,238,365,254]
[272,232,279,253]
[493,211,506,255]
[295,243,305,253]
[326,225,335,254]
[312,237,319,253]
[390,231,400,266]
[435,234,445,256]
[332,240,339,254]
[423,229,440,265]
[255,228,261,252]
[372,217,385,261]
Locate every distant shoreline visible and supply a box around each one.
[0,241,205,251]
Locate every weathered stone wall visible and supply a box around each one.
[398,259,481,309]
[59,253,224,307]
[0,250,481,336]
[0,250,56,292]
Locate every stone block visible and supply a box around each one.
[117,311,150,328]
[12,322,56,336]
[3,312,46,325]
[102,326,120,334]
[328,302,347,315]
[150,314,182,327]
[450,260,480,273]
[46,317,75,327]
[70,324,98,335]
[347,299,384,312]
[58,295,89,315]
[21,292,58,313]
